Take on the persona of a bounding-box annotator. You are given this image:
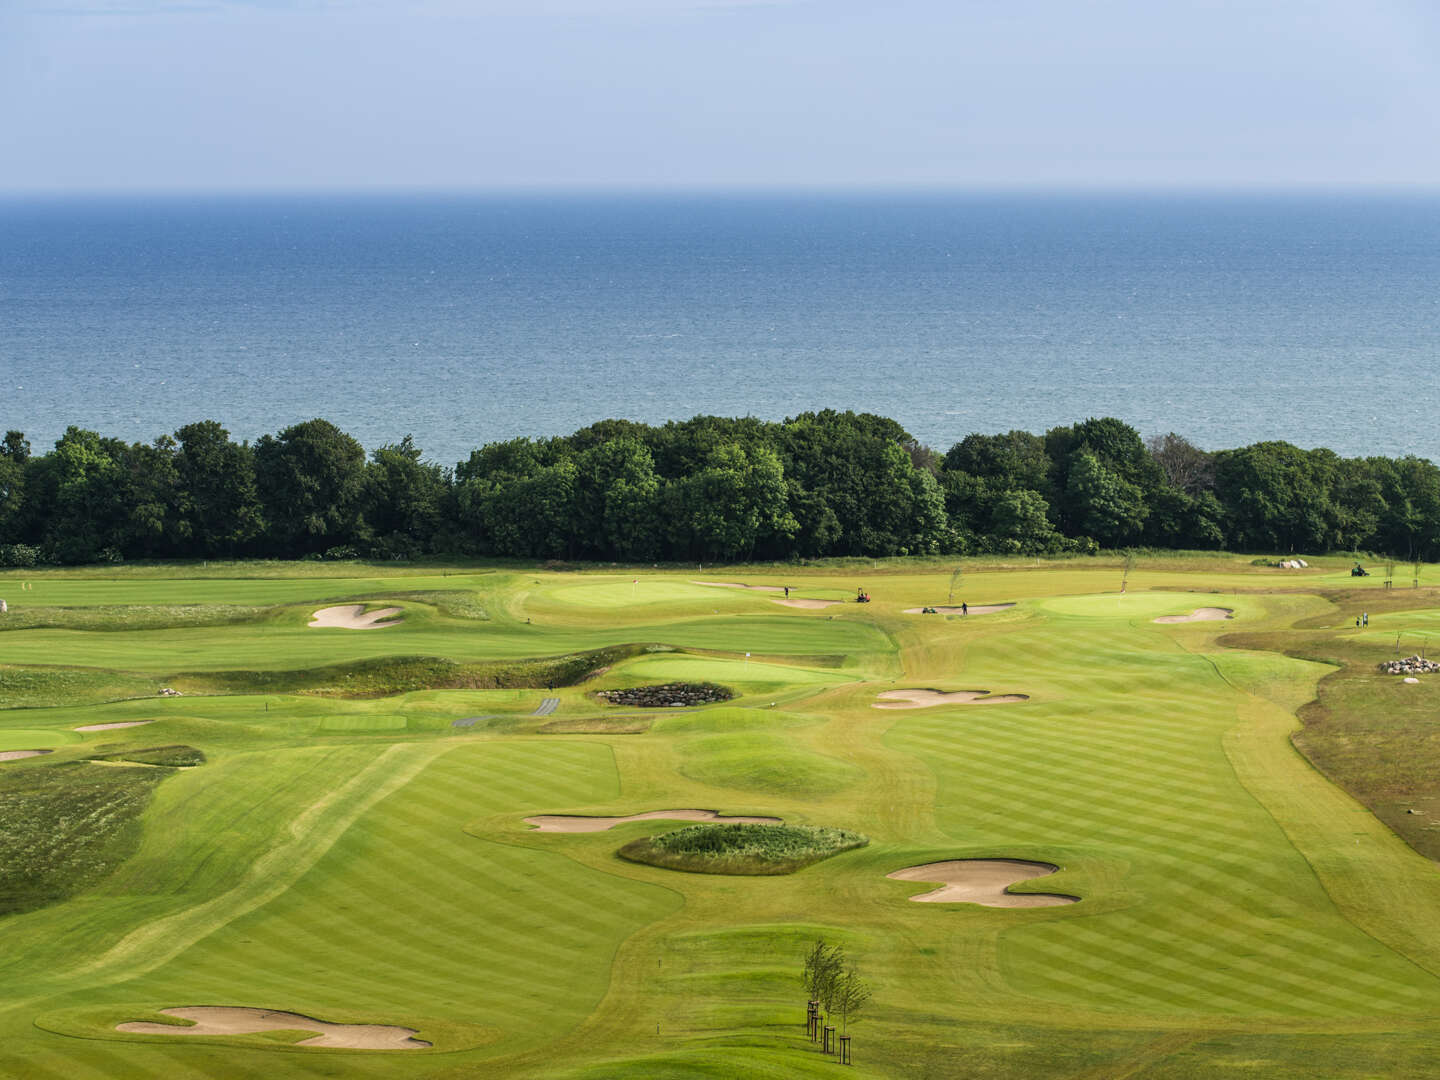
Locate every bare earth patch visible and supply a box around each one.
[1153,607,1234,624]
[0,749,52,762]
[904,603,1015,615]
[116,1007,430,1050]
[887,859,1078,907]
[309,605,404,630]
[692,581,785,592]
[74,720,154,732]
[524,809,782,833]
[770,598,842,609]
[873,689,1029,709]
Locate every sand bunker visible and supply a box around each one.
[887,859,1078,907]
[693,581,785,592]
[903,603,1015,615]
[309,605,404,630]
[0,749,52,762]
[770,598,842,609]
[873,689,1029,709]
[524,809,782,833]
[74,720,154,732]
[116,1007,430,1050]
[1153,607,1234,624]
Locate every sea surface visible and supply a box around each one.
[3,190,1439,467]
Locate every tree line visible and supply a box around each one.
[1,412,1438,565]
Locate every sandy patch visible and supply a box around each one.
[74,720,155,732]
[0,749,52,762]
[524,809,782,833]
[309,605,404,630]
[116,1007,429,1050]
[692,581,785,592]
[903,603,1015,615]
[873,689,1028,709]
[770,598,842,609]
[887,859,1077,907]
[1153,607,1233,624]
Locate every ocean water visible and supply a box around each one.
[3,190,1439,467]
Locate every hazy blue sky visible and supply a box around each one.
[5,0,1440,192]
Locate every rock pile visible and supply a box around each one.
[596,682,733,708]
[1379,656,1440,676]
[158,687,183,697]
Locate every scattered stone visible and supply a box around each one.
[1379,656,1439,676]
[1405,677,1420,684]
[595,682,733,708]
[158,687,183,697]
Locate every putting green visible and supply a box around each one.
[4,557,1440,1079]
[0,728,79,752]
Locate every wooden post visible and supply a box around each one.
[824,1025,835,1054]
[839,1035,851,1065]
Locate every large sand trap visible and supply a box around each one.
[0,749,52,762]
[74,720,154,732]
[887,859,1078,907]
[904,603,1015,615]
[693,581,785,592]
[770,598,842,609]
[1153,607,1234,624]
[116,1007,430,1050]
[524,809,782,833]
[873,689,1029,709]
[309,605,404,630]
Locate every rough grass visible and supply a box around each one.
[1228,591,1440,861]
[0,604,270,632]
[0,665,160,709]
[92,745,207,768]
[356,589,489,620]
[0,759,174,915]
[168,642,658,698]
[617,823,868,875]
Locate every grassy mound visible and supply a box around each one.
[617,823,868,876]
[92,745,206,768]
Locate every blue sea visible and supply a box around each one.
[3,190,1438,467]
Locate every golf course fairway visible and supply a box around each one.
[2,555,1440,1078]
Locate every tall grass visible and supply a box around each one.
[618,824,868,875]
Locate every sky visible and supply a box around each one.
[4,0,1440,192]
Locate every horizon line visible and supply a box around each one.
[6,179,1440,201]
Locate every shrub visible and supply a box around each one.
[0,544,40,568]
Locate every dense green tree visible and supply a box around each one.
[364,435,449,558]
[666,444,796,561]
[1213,442,1343,552]
[943,430,1053,498]
[1047,418,1163,537]
[116,436,184,558]
[990,489,1061,553]
[575,437,662,560]
[0,431,30,539]
[16,411,1440,564]
[174,421,264,556]
[1065,450,1149,545]
[253,419,367,554]
[37,427,129,562]
[1372,456,1440,559]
